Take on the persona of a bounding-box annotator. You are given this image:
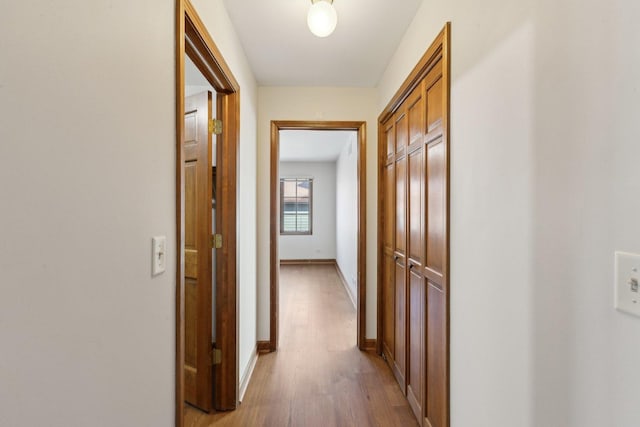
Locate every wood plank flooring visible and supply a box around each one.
[185,264,418,427]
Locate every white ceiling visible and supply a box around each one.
[280,130,355,162]
[222,0,423,87]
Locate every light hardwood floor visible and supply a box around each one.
[185,264,418,427]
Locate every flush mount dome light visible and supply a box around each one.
[307,0,337,38]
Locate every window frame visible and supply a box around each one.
[279,177,313,236]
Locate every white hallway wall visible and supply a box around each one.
[279,161,337,260]
[0,0,258,425]
[257,87,378,340]
[0,1,176,425]
[335,136,359,300]
[378,0,640,426]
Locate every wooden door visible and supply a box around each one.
[423,59,447,427]
[393,109,408,390]
[184,91,213,412]
[406,84,425,421]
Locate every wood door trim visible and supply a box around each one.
[363,339,377,352]
[269,120,367,351]
[279,259,337,265]
[376,22,451,426]
[175,2,185,424]
[176,0,240,424]
[378,26,447,125]
[256,341,272,354]
[183,0,239,93]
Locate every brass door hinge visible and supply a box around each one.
[210,234,222,249]
[211,348,222,365]
[209,119,223,135]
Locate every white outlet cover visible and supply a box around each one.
[615,251,640,317]
[152,236,167,276]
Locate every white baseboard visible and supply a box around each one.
[335,262,357,310]
[239,344,259,403]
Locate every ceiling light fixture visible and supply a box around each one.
[307,0,337,38]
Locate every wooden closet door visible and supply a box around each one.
[406,84,426,421]
[382,123,396,364]
[393,110,408,389]
[423,59,447,427]
[378,23,450,427]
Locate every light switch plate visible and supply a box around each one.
[152,236,167,276]
[615,251,640,317]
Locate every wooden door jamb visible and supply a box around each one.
[269,121,368,352]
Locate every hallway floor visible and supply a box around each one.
[185,264,418,426]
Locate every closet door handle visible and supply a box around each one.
[394,255,399,262]
[409,263,415,270]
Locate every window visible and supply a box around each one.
[280,178,313,235]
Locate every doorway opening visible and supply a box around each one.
[175,0,240,424]
[269,121,368,352]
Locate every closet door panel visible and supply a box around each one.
[396,113,408,156]
[427,76,443,132]
[386,122,395,161]
[426,283,446,427]
[407,270,424,420]
[384,161,396,249]
[382,160,396,360]
[393,259,406,388]
[425,138,445,282]
[393,152,407,389]
[383,253,395,358]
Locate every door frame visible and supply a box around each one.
[175,0,240,423]
[269,121,367,351]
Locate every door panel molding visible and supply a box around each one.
[269,121,367,351]
[176,0,240,424]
